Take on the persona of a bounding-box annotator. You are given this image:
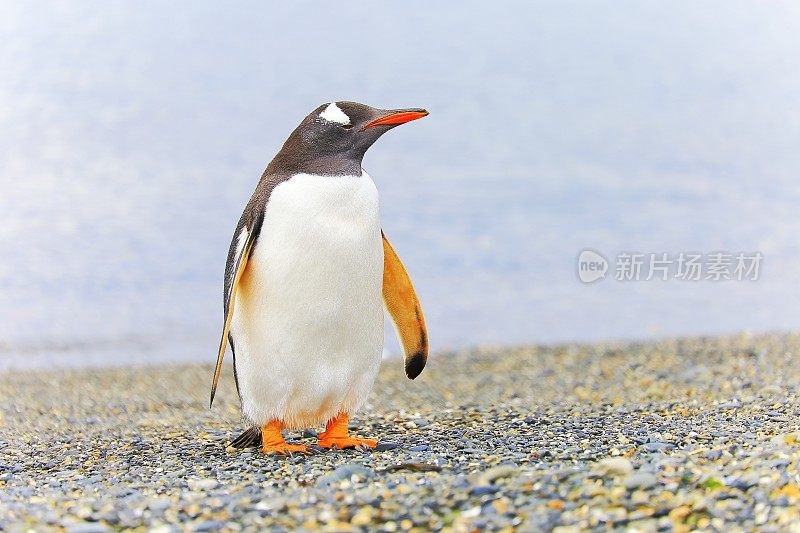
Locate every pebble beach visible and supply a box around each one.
[2,332,800,532]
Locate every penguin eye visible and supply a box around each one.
[339,123,354,130]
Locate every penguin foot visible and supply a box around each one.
[261,443,313,456]
[317,437,378,450]
[260,420,313,456]
[317,413,378,450]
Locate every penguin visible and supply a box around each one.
[210,101,429,455]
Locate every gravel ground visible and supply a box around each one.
[2,332,800,532]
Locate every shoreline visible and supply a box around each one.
[1,327,793,373]
[2,332,800,530]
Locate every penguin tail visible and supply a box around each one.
[230,426,262,449]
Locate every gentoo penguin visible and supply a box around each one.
[210,101,429,455]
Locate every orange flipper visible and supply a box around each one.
[317,414,378,449]
[382,231,428,379]
[261,420,312,455]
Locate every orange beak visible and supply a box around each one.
[364,109,429,129]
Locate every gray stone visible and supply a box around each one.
[316,465,376,487]
[625,472,658,490]
[64,523,112,533]
[593,457,633,477]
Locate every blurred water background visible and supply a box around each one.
[2,2,800,369]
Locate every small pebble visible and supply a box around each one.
[64,523,112,533]
[316,465,376,487]
[625,472,658,490]
[472,464,518,485]
[470,485,499,496]
[593,457,633,477]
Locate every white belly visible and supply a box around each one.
[230,172,384,429]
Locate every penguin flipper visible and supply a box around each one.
[381,230,428,379]
[210,211,263,407]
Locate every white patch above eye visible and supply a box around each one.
[319,102,351,125]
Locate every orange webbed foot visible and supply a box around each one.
[261,443,313,456]
[317,413,378,450]
[317,436,378,450]
[260,420,313,456]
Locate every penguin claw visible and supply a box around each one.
[317,437,378,450]
[261,443,313,456]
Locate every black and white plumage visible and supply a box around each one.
[210,102,429,444]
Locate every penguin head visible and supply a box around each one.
[274,101,428,174]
